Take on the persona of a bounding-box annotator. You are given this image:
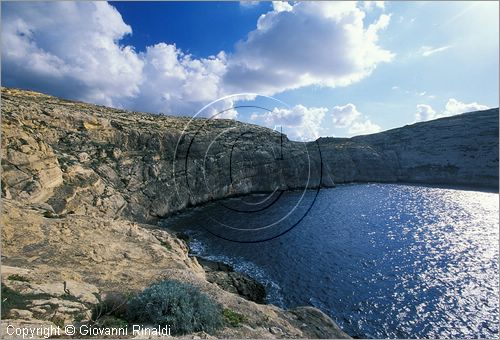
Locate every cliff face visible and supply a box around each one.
[1,88,325,224]
[320,109,499,188]
[2,88,497,225]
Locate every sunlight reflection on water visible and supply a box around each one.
[164,184,499,338]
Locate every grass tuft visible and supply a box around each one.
[223,308,246,327]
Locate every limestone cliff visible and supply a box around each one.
[320,108,499,188]
[2,88,497,225]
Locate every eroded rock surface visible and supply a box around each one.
[3,88,496,224]
[196,258,266,304]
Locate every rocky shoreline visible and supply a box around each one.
[195,257,267,305]
[1,87,498,338]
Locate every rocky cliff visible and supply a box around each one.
[320,108,499,188]
[2,88,497,224]
[1,87,498,338]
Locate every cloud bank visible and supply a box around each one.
[250,102,381,140]
[2,1,393,119]
[223,1,394,94]
[415,98,489,122]
[2,2,143,107]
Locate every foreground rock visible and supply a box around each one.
[1,200,349,339]
[196,258,266,304]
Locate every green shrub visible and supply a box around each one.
[1,285,30,318]
[126,280,222,335]
[1,285,53,318]
[95,315,128,329]
[158,240,172,251]
[51,315,66,328]
[91,292,130,324]
[223,308,246,327]
[7,274,30,282]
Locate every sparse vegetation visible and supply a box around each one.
[7,274,30,282]
[158,239,172,251]
[1,285,51,318]
[73,312,87,323]
[94,315,128,329]
[223,308,246,327]
[43,211,58,218]
[50,314,66,328]
[176,232,190,243]
[91,292,130,326]
[126,280,223,335]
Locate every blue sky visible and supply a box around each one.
[2,1,498,140]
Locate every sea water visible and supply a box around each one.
[163,184,499,338]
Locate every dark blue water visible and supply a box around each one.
[163,184,499,338]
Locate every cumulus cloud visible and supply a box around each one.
[331,103,362,127]
[1,2,143,107]
[415,98,489,122]
[249,102,382,140]
[331,103,381,136]
[271,1,293,13]
[2,1,393,135]
[130,43,228,115]
[363,1,385,11]
[415,104,437,121]
[223,2,394,94]
[250,104,328,141]
[443,98,489,116]
[348,119,382,135]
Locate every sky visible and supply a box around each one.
[2,1,498,140]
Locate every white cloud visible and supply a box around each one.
[239,1,260,8]
[130,43,228,115]
[420,45,452,57]
[248,102,382,140]
[415,98,489,122]
[2,1,393,137]
[331,103,362,127]
[250,104,328,141]
[363,1,385,11]
[348,119,382,135]
[1,2,143,107]
[392,85,436,99]
[271,1,293,12]
[331,103,381,135]
[415,104,437,121]
[223,2,394,94]
[443,98,489,116]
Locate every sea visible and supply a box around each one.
[162,183,499,338]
